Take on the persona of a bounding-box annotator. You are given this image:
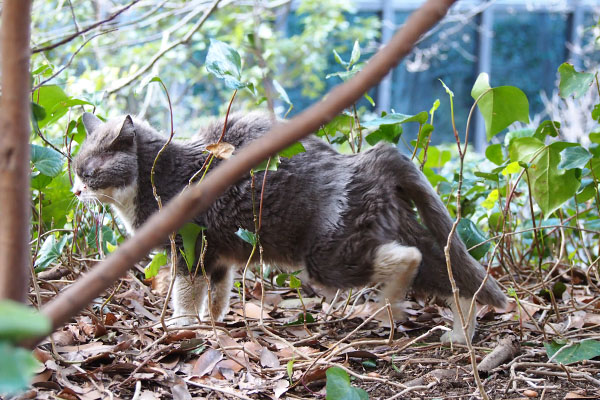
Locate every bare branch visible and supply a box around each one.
[32,0,140,54]
[107,0,223,94]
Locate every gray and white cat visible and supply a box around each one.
[73,111,506,343]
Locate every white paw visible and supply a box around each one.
[440,329,468,345]
[167,315,198,327]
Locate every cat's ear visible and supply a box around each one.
[82,112,102,135]
[110,115,136,149]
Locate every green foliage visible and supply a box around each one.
[178,223,205,271]
[544,339,600,365]
[206,39,247,90]
[471,73,530,140]
[0,342,41,396]
[145,252,168,279]
[35,234,69,273]
[236,228,257,247]
[0,300,51,341]
[325,367,368,400]
[509,137,581,216]
[558,63,594,99]
[456,218,491,260]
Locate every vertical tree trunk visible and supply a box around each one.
[0,0,33,302]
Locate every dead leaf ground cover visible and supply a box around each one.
[16,255,600,400]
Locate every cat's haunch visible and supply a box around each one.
[73,111,506,344]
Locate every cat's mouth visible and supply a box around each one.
[72,175,116,205]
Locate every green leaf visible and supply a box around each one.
[502,161,521,176]
[30,144,64,177]
[558,63,594,99]
[272,79,292,107]
[145,252,167,279]
[559,146,591,170]
[332,49,346,67]
[254,155,280,172]
[363,93,375,107]
[365,123,402,146]
[535,120,560,139]
[32,85,69,128]
[362,359,377,369]
[421,147,451,169]
[178,223,204,270]
[590,132,600,144]
[457,218,491,260]
[0,341,42,395]
[439,79,454,98]
[205,39,245,90]
[275,273,289,287]
[325,367,369,400]
[485,143,504,165]
[0,300,51,341]
[279,142,306,159]
[236,228,257,246]
[35,234,68,273]
[31,102,46,122]
[362,112,427,127]
[349,40,361,66]
[592,104,600,121]
[544,339,600,365]
[289,275,301,289]
[430,99,440,116]
[287,359,294,383]
[471,73,530,140]
[285,312,315,326]
[504,128,535,147]
[509,137,580,215]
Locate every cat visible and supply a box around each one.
[73,111,507,344]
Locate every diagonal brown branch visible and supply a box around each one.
[38,0,458,337]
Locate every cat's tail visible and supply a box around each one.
[393,151,507,308]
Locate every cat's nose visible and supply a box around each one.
[74,189,81,197]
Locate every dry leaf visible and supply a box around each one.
[207,142,235,159]
[192,348,223,377]
[260,347,280,368]
[273,379,289,399]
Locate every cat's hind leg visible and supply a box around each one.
[440,296,477,344]
[371,242,421,320]
[204,264,234,322]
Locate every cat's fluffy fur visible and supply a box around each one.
[73,112,506,343]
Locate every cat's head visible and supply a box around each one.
[72,112,138,205]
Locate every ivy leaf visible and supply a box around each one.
[558,63,594,99]
[558,146,591,170]
[535,120,560,139]
[205,39,245,90]
[254,155,280,172]
[279,142,305,159]
[236,228,257,246]
[145,252,168,279]
[178,223,204,271]
[485,143,504,165]
[365,123,402,146]
[0,300,51,341]
[31,144,64,177]
[0,341,42,395]
[332,49,347,67]
[457,219,491,260]
[509,137,580,216]
[35,234,68,273]
[325,367,368,400]
[32,85,69,128]
[544,339,600,365]
[289,275,301,289]
[471,73,530,140]
[592,104,600,121]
